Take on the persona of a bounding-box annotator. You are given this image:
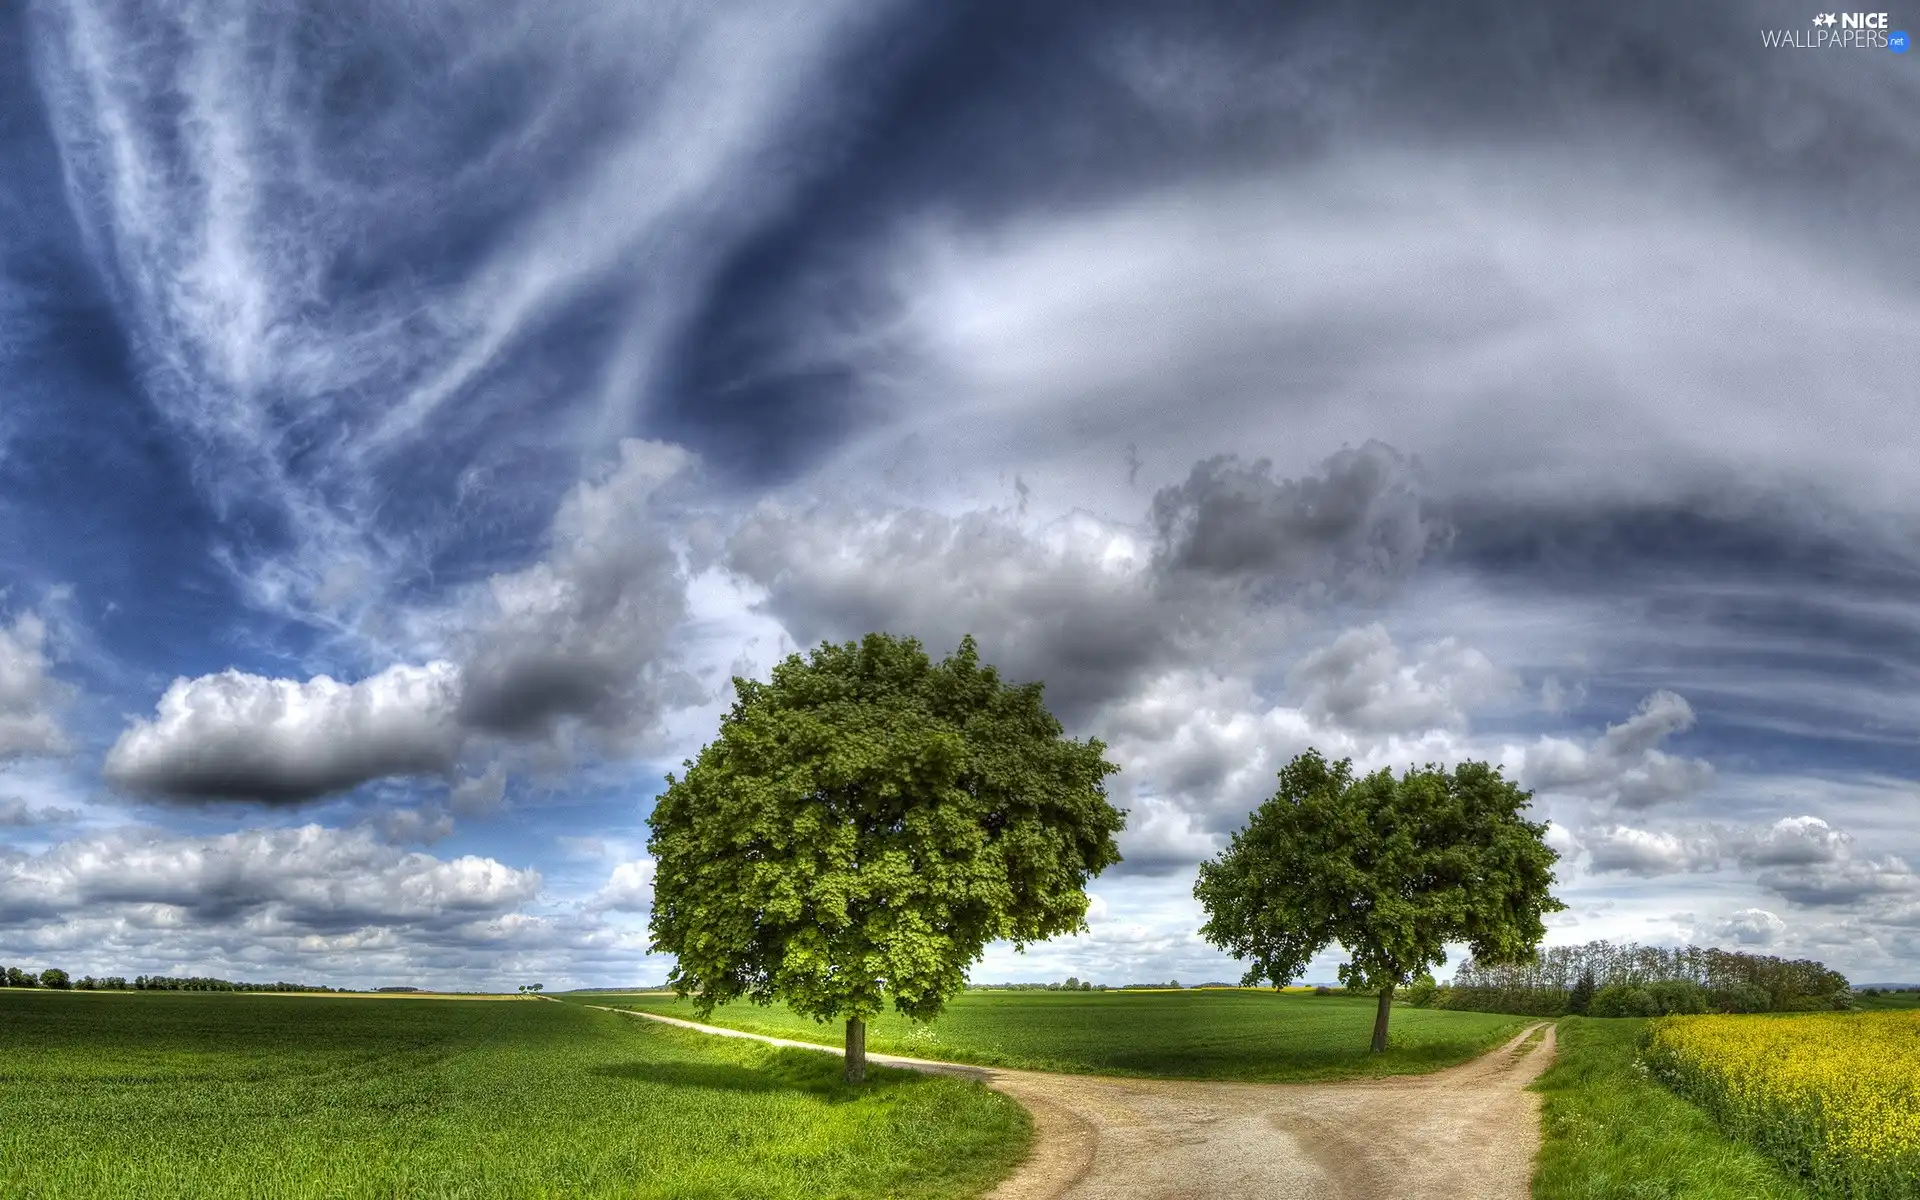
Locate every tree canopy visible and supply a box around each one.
[1194,750,1563,1051]
[647,632,1125,1080]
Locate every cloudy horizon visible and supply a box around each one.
[3,0,1917,991]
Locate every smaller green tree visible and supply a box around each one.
[1567,969,1597,1016]
[40,968,69,990]
[1195,751,1563,1053]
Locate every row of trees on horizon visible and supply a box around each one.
[1438,940,1852,1016]
[0,967,339,993]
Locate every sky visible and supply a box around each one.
[2,0,1917,991]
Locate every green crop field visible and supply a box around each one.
[1852,990,1920,1012]
[1531,1017,1809,1200]
[577,987,1529,1081]
[0,990,1028,1200]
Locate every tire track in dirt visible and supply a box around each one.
[593,1006,1554,1199]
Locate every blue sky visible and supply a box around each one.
[2,0,1918,990]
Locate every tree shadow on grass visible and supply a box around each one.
[590,1049,936,1103]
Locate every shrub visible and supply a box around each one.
[1404,977,1441,1008]
[1591,984,1659,1018]
[1313,985,1333,996]
[1715,982,1772,1013]
[1647,979,1710,1015]
[1567,970,1596,1016]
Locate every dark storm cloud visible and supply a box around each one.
[1443,487,1920,764]
[1151,442,1450,597]
[726,443,1451,723]
[661,0,1920,484]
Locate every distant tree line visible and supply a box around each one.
[1424,941,1851,1017]
[970,978,1106,991]
[0,966,337,993]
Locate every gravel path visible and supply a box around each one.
[596,1007,1556,1199]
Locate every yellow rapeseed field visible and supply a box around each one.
[1644,1011,1920,1198]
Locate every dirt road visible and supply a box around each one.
[601,1006,1555,1199]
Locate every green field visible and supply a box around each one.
[1531,1017,1809,1200]
[0,990,1028,1199]
[1851,990,1920,1011]
[577,988,1529,1081]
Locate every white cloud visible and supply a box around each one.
[829,151,1920,517]
[0,823,537,929]
[1291,623,1514,735]
[448,765,507,817]
[0,612,70,760]
[369,806,456,846]
[0,795,81,827]
[1584,824,1722,876]
[1517,691,1714,809]
[587,859,657,913]
[454,438,701,743]
[1718,908,1786,947]
[104,662,463,803]
[727,499,1181,723]
[103,440,702,805]
[0,822,678,989]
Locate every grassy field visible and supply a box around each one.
[1531,1017,1809,1200]
[577,988,1530,1081]
[1852,990,1920,1011]
[0,990,1028,1199]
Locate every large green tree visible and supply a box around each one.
[647,632,1125,1081]
[1194,750,1563,1053]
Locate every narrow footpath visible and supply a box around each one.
[596,1006,1556,1199]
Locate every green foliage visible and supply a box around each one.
[1531,1017,1810,1200]
[593,988,1527,1082]
[1404,976,1441,1008]
[1452,940,1847,1016]
[38,968,70,990]
[129,974,336,992]
[1193,750,1562,1036]
[1590,984,1661,1018]
[1567,970,1596,1017]
[1852,989,1920,1012]
[648,633,1124,1030]
[0,990,1028,1199]
[1647,979,1710,1015]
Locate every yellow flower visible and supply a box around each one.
[1644,1011,1920,1197]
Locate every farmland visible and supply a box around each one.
[579,987,1529,1081]
[1645,1010,1920,1199]
[0,990,1027,1200]
[1531,1017,1809,1200]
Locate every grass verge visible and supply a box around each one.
[0,989,1028,1199]
[1530,1016,1809,1200]
[578,988,1529,1082]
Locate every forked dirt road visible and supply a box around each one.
[601,1007,1556,1199]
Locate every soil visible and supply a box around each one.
[598,1007,1556,1199]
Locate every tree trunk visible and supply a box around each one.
[1370,984,1395,1054]
[844,1016,867,1084]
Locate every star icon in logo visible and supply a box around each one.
[1812,12,1837,25]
